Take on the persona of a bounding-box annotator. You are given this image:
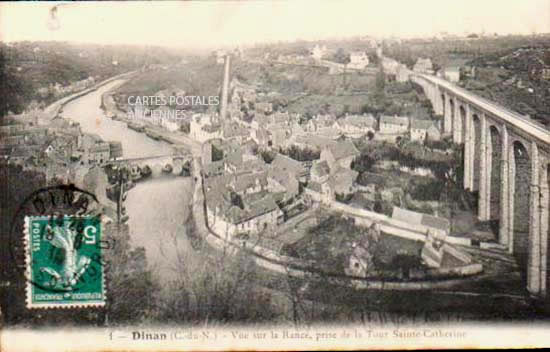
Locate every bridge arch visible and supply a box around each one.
[510,140,531,280]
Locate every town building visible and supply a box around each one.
[271,153,309,182]
[267,168,299,203]
[379,115,410,134]
[214,50,226,64]
[205,174,284,237]
[334,114,377,138]
[391,206,450,237]
[255,102,273,114]
[348,51,370,70]
[222,121,250,143]
[305,114,337,132]
[292,134,336,152]
[189,114,222,142]
[410,119,441,142]
[307,140,360,202]
[442,66,461,82]
[307,161,333,204]
[224,148,244,174]
[320,140,360,170]
[396,64,411,82]
[311,44,328,61]
[80,134,111,165]
[228,172,269,196]
[306,158,359,203]
[344,225,380,278]
[413,58,435,74]
[381,57,400,75]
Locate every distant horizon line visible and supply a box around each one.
[2,31,550,51]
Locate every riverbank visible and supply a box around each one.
[45,70,139,119]
[100,89,200,154]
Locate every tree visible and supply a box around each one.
[104,225,158,325]
[352,153,376,173]
[211,145,223,162]
[157,211,278,324]
[375,69,386,96]
[260,150,276,164]
[332,48,351,65]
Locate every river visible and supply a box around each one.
[61,80,194,283]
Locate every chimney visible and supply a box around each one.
[220,54,231,120]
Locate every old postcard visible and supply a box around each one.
[1,0,550,350]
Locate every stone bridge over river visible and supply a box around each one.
[106,154,193,178]
[412,73,550,299]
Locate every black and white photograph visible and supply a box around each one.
[1,1,550,350]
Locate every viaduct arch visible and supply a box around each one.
[412,73,550,298]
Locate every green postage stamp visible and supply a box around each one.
[25,215,106,309]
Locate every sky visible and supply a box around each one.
[1,0,549,48]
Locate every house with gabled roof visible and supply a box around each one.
[410,119,441,142]
[330,168,359,195]
[223,121,250,143]
[204,174,284,237]
[379,115,409,134]
[348,51,370,70]
[307,160,333,204]
[335,114,377,138]
[413,58,434,74]
[293,134,336,152]
[229,171,268,196]
[271,153,308,182]
[320,140,360,170]
[267,168,299,203]
[307,156,359,204]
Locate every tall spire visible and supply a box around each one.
[220,54,231,120]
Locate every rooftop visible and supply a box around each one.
[311,160,331,178]
[325,140,360,160]
[410,119,437,130]
[392,207,450,233]
[340,114,376,127]
[271,153,306,176]
[294,134,337,150]
[380,115,409,126]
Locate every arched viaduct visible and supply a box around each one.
[412,73,550,299]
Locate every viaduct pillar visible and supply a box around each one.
[478,114,490,220]
[538,160,549,296]
[453,99,463,144]
[528,142,542,295]
[434,85,443,116]
[500,125,511,249]
[463,104,475,190]
[443,93,452,135]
